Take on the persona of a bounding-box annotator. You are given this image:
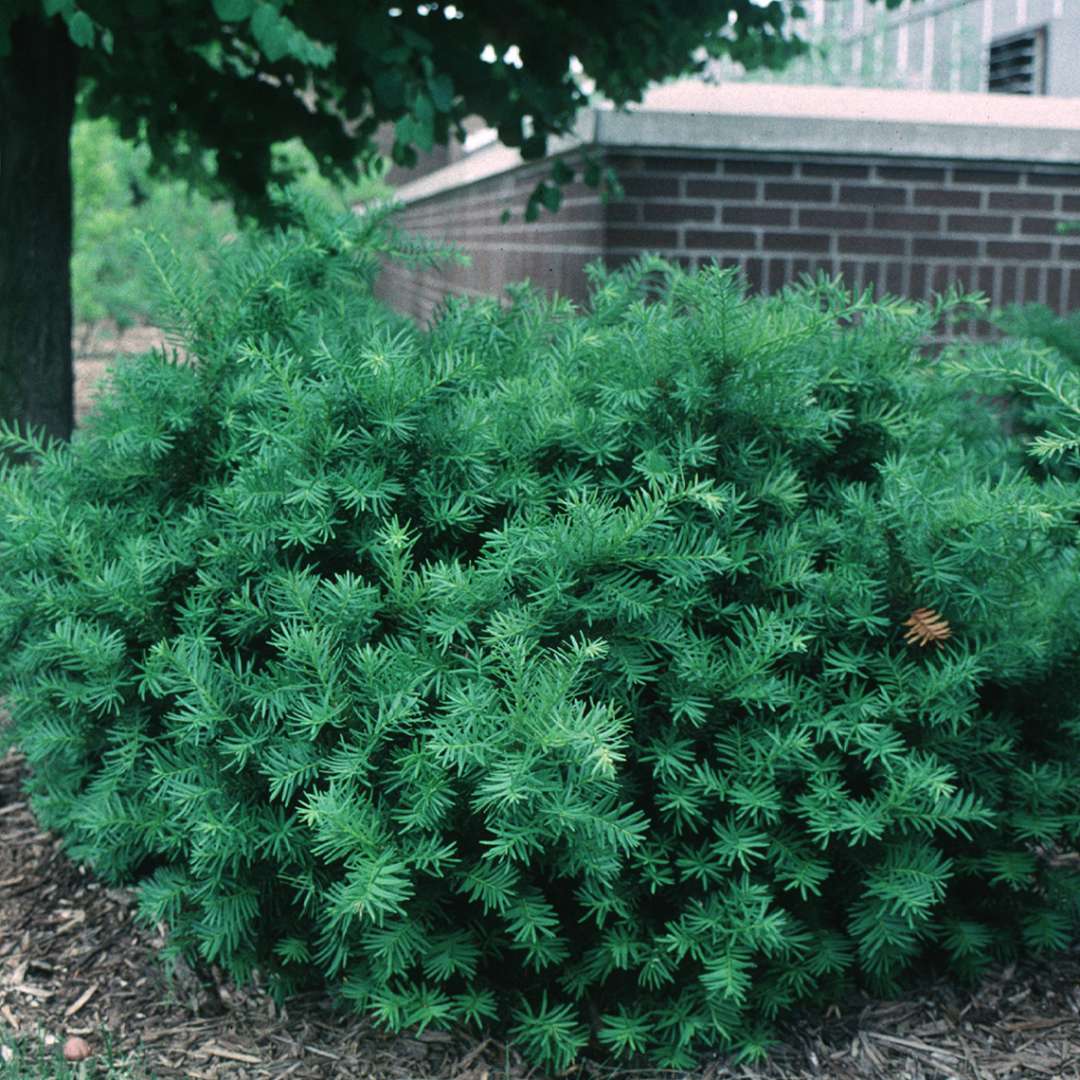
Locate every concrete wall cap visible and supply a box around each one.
[390,81,1080,205]
[629,80,1080,130]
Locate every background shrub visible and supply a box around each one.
[947,302,1080,486]
[993,303,1080,368]
[72,113,387,329]
[2,199,1080,1071]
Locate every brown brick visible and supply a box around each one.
[915,189,981,209]
[953,265,977,292]
[1027,171,1080,187]
[726,159,795,176]
[886,262,905,295]
[722,205,792,226]
[909,264,927,298]
[607,227,679,249]
[861,263,886,295]
[1064,195,1080,212]
[744,257,765,293]
[913,238,979,257]
[556,180,599,202]
[604,252,638,272]
[801,162,870,179]
[798,208,869,229]
[840,184,907,206]
[606,202,640,223]
[642,202,717,223]
[977,265,996,300]
[555,203,606,223]
[1020,216,1063,235]
[1070,269,1080,310]
[765,182,833,202]
[498,226,605,247]
[986,240,1053,260]
[767,258,789,292]
[686,179,758,199]
[643,155,717,173]
[838,235,905,255]
[989,191,1055,211]
[1024,266,1042,302]
[684,229,758,250]
[931,265,957,296]
[953,168,1021,184]
[946,214,1012,234]
[1047,267,1063,309]
[619,176,679,198]
[548,227,608,246]
[874,211,939,232]
[763,232,831,253]
[877,165,947,182]
[1063,245,1080,262]
[1001,266,1018,303]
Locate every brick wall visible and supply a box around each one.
[375,154,602,321]
[374,84,1080,328]
[377,146,1080,330]
[607,151,1080,330]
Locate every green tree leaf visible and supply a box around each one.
[250,2,289,61]
[212,0,256,22]
[426,72,454,112]
[65,9,93,47]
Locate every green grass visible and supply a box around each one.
[0,1027,146,1079]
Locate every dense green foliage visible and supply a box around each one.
[993,302,1080,369]
[2,202,1080,1071]
[71,113,385,328]
[71,114,237,329]
[945,303,1080,484]
[7,0,825,222]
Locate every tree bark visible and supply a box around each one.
[0,15,77,448]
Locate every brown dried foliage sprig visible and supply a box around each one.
[902,607,952,647]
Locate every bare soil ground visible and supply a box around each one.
[73,322,174,427]
[0,324,1069,1078]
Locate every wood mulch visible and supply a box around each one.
[0,325,1067,1078]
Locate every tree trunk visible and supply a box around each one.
[0,15,77,448]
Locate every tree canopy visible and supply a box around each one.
[3,0,819,217]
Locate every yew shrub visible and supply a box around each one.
[1,199,1079,1070]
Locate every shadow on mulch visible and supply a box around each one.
[3,748,1080,1080]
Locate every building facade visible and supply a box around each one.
[723,0,1080,96]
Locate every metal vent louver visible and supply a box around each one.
[988,29,1047,94]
